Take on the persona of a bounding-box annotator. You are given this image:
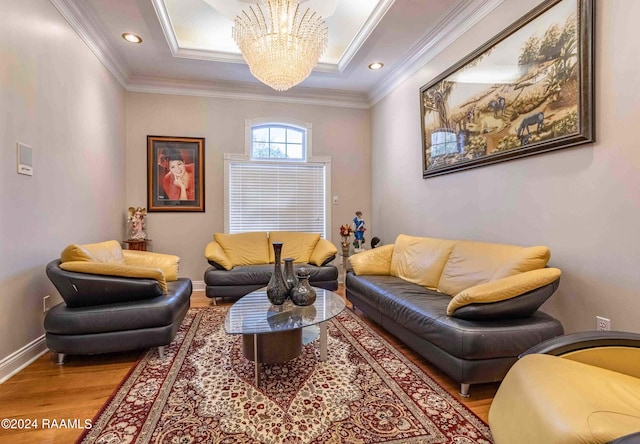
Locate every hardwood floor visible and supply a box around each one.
[0,288,498,443]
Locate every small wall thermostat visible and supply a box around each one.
[17,142,33,176]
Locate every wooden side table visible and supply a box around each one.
[123,239,151,251]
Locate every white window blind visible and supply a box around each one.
[228,162,326,237]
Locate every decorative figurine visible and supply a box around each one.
[352,210,366,251]
[127,207,147,240]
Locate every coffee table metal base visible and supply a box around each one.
[246,321,328,386]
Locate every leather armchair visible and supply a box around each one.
[489,331,640,444]
[44,241,192,363]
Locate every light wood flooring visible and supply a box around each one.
[0,288,498,443]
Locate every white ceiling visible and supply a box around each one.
[50,0,504,108]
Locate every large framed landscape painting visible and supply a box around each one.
[420,0,594,178]
[147,135,205,212]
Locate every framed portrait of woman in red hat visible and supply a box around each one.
[147,135,205,212]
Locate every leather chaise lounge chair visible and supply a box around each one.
[44,240,192,363]
[490,331,640,444]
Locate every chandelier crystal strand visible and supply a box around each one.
[233,0,328,92]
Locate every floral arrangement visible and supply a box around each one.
[339,224,353,247]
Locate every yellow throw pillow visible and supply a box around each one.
[390,235,455,289]
[309,238,338,266]
[61,240,125,264]
[60,261,168,294]
[438,240,544,296]
[214,232,269,266]
[204,241,233,270]
[446,268,561,315]
[268,232,321,263]
[349,244,393,275]
[492,246,550,280]
[122,250,180,281]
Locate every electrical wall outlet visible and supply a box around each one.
[596,316,610,331]
[43,295,51,313]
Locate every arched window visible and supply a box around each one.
[250,124,306,160]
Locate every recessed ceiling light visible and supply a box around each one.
[368,62,384,70]
[122,33,142,44]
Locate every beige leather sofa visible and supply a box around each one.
[490,331,640,444]
[346,234,564,395]
[204,231,338,301]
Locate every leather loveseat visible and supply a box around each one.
[345,234,564,396]
[45,240,191,363]
[204,231,339,302]
[490,331,640,443]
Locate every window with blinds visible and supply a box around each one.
[227,161,327,237]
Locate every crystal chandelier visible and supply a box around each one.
[233,0,328,92]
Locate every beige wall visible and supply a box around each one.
[371,0,640,333]
[125,93,371,283]
[0,0,126,365]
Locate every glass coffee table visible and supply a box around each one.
[224,288,345,386]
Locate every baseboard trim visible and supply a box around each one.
[192,280,205,292]
[0,335,48,384]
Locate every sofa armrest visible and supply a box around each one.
[59,261,168,294]
[349,244,393,275]
[522,331,640,356]
[608,432,640,444]
[122,250,179,281]
[46,260,164,307]
[521,331,640,378]
[309,238,338,266]
[204,241,233,270]
[446,267,561,315]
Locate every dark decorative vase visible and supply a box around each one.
[267,242,288,305]
[283,258,297,294]
[290,268,317,306]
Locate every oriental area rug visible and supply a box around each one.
[78,307,493,444]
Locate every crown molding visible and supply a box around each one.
[367,0,505,107]
[51,0,504,110]
[337,0,396,72]
[49,0,132,88]
[127,76,370,109]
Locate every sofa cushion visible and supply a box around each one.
[438,241,550,296]
[122,250,180,282]
[268,232,321,263]
[215,232,269,266]
[492,245,551,280]
[390,235,455,289]
[309,238,338,266]
[61,240,125,264]
[350,244,394,275]
[204,263,337,287]
[204,241,233,270]
[446,268,561,315]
